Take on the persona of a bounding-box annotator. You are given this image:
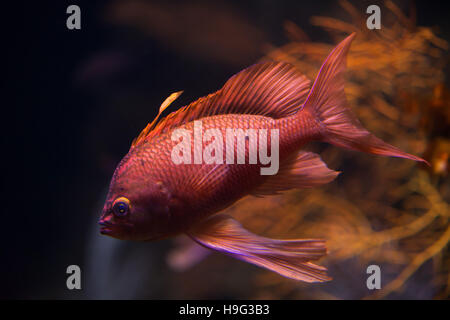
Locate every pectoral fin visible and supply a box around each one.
[187,214,331,283]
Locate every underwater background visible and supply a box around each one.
[3,0,449,299]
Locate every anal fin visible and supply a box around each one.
[188,214,331,283]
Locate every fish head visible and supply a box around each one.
[99,156,172,241]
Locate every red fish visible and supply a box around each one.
[99,33,426,282]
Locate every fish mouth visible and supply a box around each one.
[98,220,113,235]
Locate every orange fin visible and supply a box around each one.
[251,151,339,196]
[188,214,331,283]
[132,62,311,148]
[302,33,428,164]
[132,91,183,148]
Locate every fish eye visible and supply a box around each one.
[112,197,130,217]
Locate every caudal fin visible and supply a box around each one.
[188,214,330,283]
[302,33,428,164]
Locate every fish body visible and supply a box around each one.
[107,111,320,239]
[99,33,426,282]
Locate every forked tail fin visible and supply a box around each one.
[188,214,330,283]
[302,33,428,164]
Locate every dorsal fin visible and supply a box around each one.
[131,62,311,148]
[131,91,183,148]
